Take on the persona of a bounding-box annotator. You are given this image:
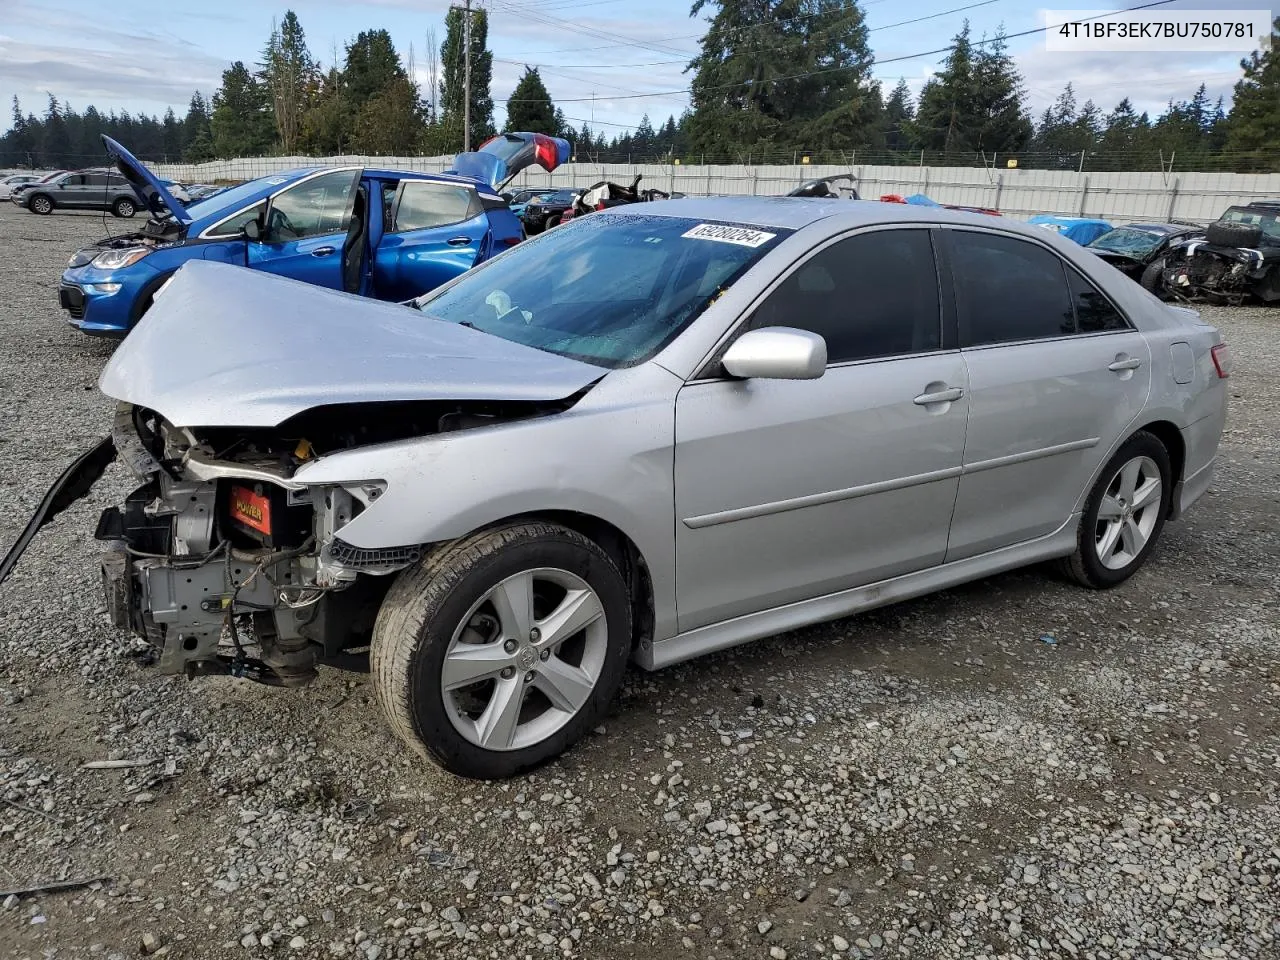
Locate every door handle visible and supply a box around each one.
[447,236,473,246]
[913,386,964,406]
[1108,356,1142,372]
[311,246,336,257]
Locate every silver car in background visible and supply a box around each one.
[1,198,1230,779]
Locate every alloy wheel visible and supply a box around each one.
[1094,455,1162,570]
[441,567,608,752]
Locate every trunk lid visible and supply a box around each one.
[446,132,571,191]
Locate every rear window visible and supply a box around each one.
[1221,206,1280,240]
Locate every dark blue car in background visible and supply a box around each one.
[59,131,571,336]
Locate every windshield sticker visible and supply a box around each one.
[265,177,288,185]
[682,223,777,248]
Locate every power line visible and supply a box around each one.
[501,0,1183,103]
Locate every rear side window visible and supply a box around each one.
[950,232,1075,346]
[1067,267,1129,332]
[391,182,481,232]
[749,228,942,363]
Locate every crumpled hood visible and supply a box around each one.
[98,261,604,428]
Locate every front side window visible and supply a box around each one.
[391,182,480,233]
[207,200,267,238]
[58,174,86,187]
[265,170,359,241]
[747,228,942,363]
[950,232,1075,347]
[418,214,788,369]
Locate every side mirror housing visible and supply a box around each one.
[241,218,262,241]
[721,327,827,380]
[501,192,514,203]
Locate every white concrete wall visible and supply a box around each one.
[151,156,1280,225]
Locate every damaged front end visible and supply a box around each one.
[93,402,401,686]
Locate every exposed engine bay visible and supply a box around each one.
[87,395,579,686]
[1161,213,1280,306]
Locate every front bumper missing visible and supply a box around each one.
[0,436,117,587]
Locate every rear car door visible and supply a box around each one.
[941,227,1152,561]
[247,170,360,290]
[372,180,489,302]
[673,227,969,631]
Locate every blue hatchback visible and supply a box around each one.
[59,132,571,336]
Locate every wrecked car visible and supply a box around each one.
[3,198,1228,780]
[1086,222,1202,295]
[560,175,681,224]
[1160,201,1280,305]
[788,174,860,200]
[1029,215,1114,246]
[57,131,570,336]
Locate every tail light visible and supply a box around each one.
[502,236,521,247]
[595,201,607,211]
[1211,342,1231,378]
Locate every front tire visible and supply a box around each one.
[1139,258,1168,298]
[28,194,53,215]
[371,522,631,779]
[112,197,136,218]
[1060,431,1172,588]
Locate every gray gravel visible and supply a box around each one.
[1,206,1278,959]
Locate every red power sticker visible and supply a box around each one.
[230,485,271,536]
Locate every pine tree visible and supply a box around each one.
[883,79,915,152]
[688,0,881,158]
[344,30,424,154]
[210,62,274,157]
[41,95,73,168]
[506,67,556,134]
[1225,15,1280,165]
[182,92,215,162]
[262,10,317,154]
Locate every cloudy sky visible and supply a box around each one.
[0,0,1268,136]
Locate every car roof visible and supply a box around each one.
[1118,222,1187,233]
[614,195,1040,232]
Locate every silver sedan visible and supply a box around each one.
[2,197,1230,779]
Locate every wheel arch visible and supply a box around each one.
[1136,419,1182,514]
[464,509,656,657]
[27,191,54,210]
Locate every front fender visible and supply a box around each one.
[293,364,681,639]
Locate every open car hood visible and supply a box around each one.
[98,261,603,428]
[446,132,571,190]
[101,135,193,226]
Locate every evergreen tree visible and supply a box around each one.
[41,95,72,167]
[263,11,317,154]
[688,0,881,158]
[342,31,423,154]
[912,24,1029,155]
[1097,97,1148,156]
[506,67,556,134]
[302,66,348,155]
[1225,15,1280,164]
[182,92,215,162]
[161,107,183,159]
[210,61,274,157]
[883,79,915,152]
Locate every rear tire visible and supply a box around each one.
[371,522,631,779]
[28,194,53,215]
[112,197,136,218]
[546,215,562,229]
[1059,431,1172,589]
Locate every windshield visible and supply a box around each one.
[183,171,317,222]
[1220,206,1280,241]
[1088,227,1166,258]
[417,213,789,369]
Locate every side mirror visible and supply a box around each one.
[721,327,826,380]
[241,218,262,241]
[501,192,514,203]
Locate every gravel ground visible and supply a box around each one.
[1,206,1278,960]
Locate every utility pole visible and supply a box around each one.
[448,0,473,151]
[463,0,472,152]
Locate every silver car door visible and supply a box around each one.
[942,227,1153,561]
[673,226,969,633]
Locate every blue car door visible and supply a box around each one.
[246,169,360,289]
[372,180,490,302]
